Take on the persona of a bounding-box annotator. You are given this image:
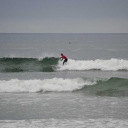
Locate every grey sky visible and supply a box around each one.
[0,0,128,33]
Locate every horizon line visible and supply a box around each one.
[0,32,128,34]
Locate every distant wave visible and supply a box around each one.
[0,57,128,72]
[0,77,128,97]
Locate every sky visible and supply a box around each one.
[0,0,128,33]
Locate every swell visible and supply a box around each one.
[78,77,128,97]
[0,57,59,72]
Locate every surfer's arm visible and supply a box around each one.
[60,57,63,61]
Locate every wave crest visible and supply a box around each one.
[0,57,58,72]
[0,78,91,93]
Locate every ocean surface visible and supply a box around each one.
[0,33,128,128]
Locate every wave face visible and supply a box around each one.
[0,57,128,72]
[81,77,128,97]
[0,77,128,97]
[0,57,58,72]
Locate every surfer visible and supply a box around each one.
[60,53,68,65]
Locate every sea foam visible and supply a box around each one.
[58,58,128,71]
[0,118,128,128]
[0,78,96,93]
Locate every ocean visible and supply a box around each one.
[0,33,128,128]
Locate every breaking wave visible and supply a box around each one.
[0,77,128,97]
[58,58,128,71]
[0,57,128,72]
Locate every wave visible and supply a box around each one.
[80,77,128,97]
[0,57,128,72]
[0,57,58,72]
[0,77,128,97]
[0,78,90,93]
[58,58,128,71]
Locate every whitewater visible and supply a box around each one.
[0,78,93,92]
[58,58,128,71]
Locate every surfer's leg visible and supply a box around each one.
[63,60,65,65]
[63,58,68,65]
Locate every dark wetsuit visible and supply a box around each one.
[61,55,68,65]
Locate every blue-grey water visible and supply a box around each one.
[0,33,128,59]
[0,33,128,128]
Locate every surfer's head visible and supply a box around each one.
[61,53,63,56]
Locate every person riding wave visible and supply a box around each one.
[60,53,68,65]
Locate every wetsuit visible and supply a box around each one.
[61,55,68,65]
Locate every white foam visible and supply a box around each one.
[0,118,128,128]
[58,58,128,71]
[38,53,58,60]
[3,52,58,59]
[0,78,96,93]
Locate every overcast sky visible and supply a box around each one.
[0,0,128,33]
